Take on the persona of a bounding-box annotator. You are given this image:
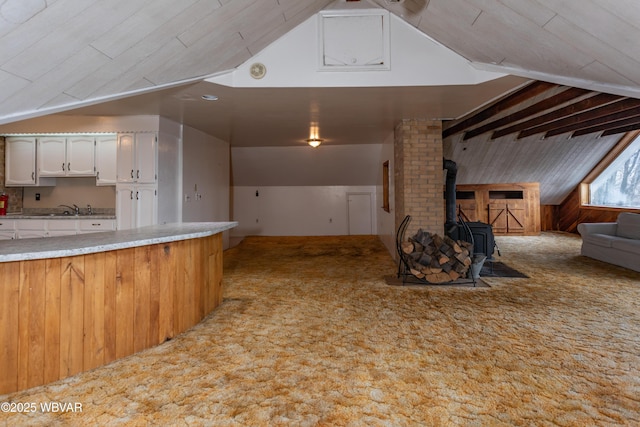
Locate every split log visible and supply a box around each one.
[404,229,473,283]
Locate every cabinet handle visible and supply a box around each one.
[92,223,101,226]
[96,171,100,180]
[131,170,134,179]
[32,172,35,180]
[136,191,139,200]
[136,170,140,179]
[68,162,70,171]
[130,191,133,200]
[62,163,65,171]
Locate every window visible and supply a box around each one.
[589,133,640,208]
[382,161,390,213]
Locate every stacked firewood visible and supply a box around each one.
[401,229,474,283]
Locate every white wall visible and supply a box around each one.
[182,126,230,222]
[230,143,383,242]
[23,177,116,210]
[376,132,396,257]
[232,185,376,239]
[157,118,182,224]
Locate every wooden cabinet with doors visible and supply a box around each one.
[454,183,540,236]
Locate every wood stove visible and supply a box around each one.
[443,158,496,259]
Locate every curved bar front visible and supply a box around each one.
[0,222,237,395]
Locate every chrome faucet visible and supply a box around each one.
[58,204,80,215]
[87,204,93,215]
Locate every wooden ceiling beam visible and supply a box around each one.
[601,122,640,137]
[442,80,556,139]
[490,93,622,139]
[462,87,589,140]
[545,108,640,138]
[517,97,640,139]
[569,114,640,138]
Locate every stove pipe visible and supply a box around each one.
[443,158,458,239]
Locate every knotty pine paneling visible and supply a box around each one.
[455,183,540,235]
[547,186,640,233]
[0,234,224,395]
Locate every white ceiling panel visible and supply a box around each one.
[1,0,640,206]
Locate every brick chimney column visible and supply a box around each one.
[394,119,444,239]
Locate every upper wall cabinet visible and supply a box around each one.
[5,137,37,185]
[38,136,95,177]
[4,137,57,186]
[95,135,117,186]
[117,133,157,184]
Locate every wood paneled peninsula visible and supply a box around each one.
[0,222,237,395]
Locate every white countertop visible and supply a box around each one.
[3,214,116,220]
[0,222,237,262]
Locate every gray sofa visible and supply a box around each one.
[577,212,640,272]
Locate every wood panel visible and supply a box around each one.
[553,186,640,233]
[44,259,61,384]
[0,262,20,393]
[454,183,540,235]
[0,233,224,395]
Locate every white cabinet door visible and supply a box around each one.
[116,184,157,230]
[39,136,95,177]
[46,219,78,236]
[0,219,15,240]
[67,136,95,176]
[77,219,116,234]
[117,134,135,183]
[135,133,157,184]
[5,137,37,185]
[116,185,135,230]
[95,135,117,185]
[38,136,67,176]
[117,133,157,184]
[135,185,157,228]
[0,231,15,240]
[16,219,47,239]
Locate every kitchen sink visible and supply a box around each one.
[31,213,77,217]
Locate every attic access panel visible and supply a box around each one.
[318,10,390,71]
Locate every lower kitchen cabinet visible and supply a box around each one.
[0,218,117,238]
[15,220,47,239]
[116,184,157,230]
[77,219,116,233]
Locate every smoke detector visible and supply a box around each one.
[249,62,267,79]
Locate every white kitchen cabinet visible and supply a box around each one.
[0,219,16,240]
[117,133,157,184]
[15,219,47,239]
[5,137,37,186]
[0,231,15,240]
[38,136,95,177]
[95,135,117,185]
[116,184,157,230]
[46,219,79,237]
[78,219,116,234]
[37,136,66,176]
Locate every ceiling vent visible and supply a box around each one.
[318,9,390,71]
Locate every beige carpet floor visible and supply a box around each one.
[1,232,640,426]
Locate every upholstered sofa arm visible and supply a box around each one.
[577,222,618,236]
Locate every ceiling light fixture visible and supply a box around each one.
[306,138,323,148]
[201,94,219,101]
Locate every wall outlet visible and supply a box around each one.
[35,193,40,201]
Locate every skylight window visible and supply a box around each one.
[589,133,640,208]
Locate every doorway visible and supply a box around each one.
[347,193,372,235]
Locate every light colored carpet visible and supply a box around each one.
[1,232,640,426]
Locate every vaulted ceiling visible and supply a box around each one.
[1,0,640,205]
[1,0,639,127]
